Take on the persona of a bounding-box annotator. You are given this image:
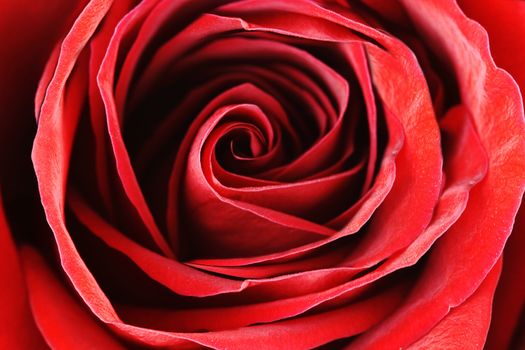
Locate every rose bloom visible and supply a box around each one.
[1,0,525,349]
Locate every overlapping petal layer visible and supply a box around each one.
[26,0,525,348]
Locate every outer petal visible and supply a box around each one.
[485,206,525,349]
[349,0,525,347]
[457,2,525,348]
[408,260,502,349]
[457,0,525,99]
[0,197,46,349]
[21,247,125,349]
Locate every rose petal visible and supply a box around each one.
[118,284,405,346]
[343,42,377,193]
[160,34,351,180]
[114,0,223,116]
[184,102,334,257]
[207,0,443,272]
[198,84,364,222]
[340,40,442,267]
[21,247,125,349]
[0,1,90,348]
[68,105,486,336]
[97,0,175,257]
[187,245,349,279]
[86,0,135,213]
[179,102,485,348]
[406,260,501,349]
[32,0,126,328]
[190,106,402,267]
[485,205,525,349]
[0,198,46,349]
[457,2,525,347]
[68,190,244,297]
[347,0,525,346]
[457,0,525,100]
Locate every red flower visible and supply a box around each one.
[1,0,524,348]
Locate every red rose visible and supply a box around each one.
[1,0,525,349]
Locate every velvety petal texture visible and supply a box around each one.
[0,0,524,349]
[457,1,525,348]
